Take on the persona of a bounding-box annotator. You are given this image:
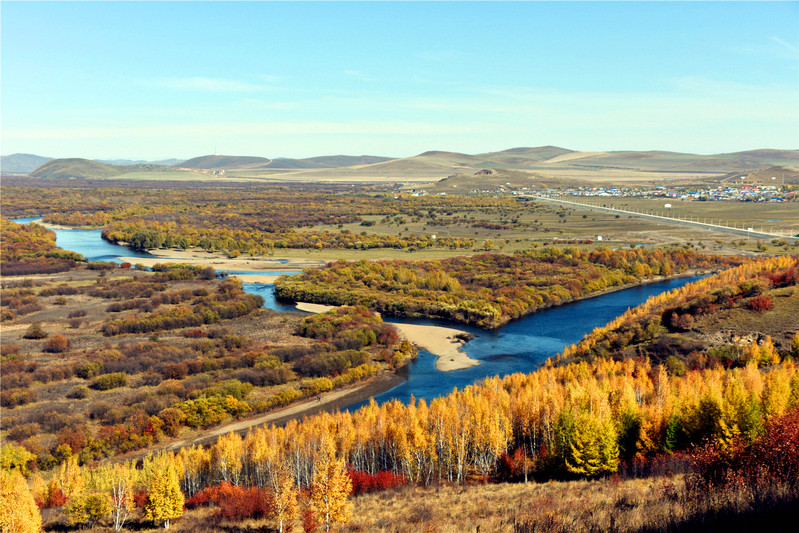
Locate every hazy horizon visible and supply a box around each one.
[2,1,797,160]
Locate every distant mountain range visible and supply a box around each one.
[176,154,395,170]
[6,147,798,183]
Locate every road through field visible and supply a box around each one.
[529,196,797,242]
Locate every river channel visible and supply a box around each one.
[14,217,702,406]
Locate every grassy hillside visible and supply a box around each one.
[558,255,798,367]
[0,153,52,174]
[23,147,798,183]
[29,158,122,179]
[177,154,272,169]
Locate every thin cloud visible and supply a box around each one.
[416,49,459,62]
[142,77,267,92]
[343,70,376,82]
[770,36,799,55]
[6,120,485,140]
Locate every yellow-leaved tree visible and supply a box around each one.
[56,456,85,499]
[0,469,42,533]
[311,440,352,532]
[564,409,619,477]
[144,458,184,529]
[270,463,299,533]
[89,462,136,532]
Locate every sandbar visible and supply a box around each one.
[116,248,318,272]
[229,274,286,284]
[294,302,338,313]
[389,322,479,372]
[295,301,479,372]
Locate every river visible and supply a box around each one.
[13,217,702,406]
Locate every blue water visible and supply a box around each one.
[349,275,701,408]
[14,217,701,406]
[241,282,302,313]
[13,216,153,262]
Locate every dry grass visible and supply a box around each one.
[340,476,686,533]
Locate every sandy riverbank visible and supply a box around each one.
[294,302,478,372]
[115,247,320,273]
[295,302,338,313]
[32,218,78,230]
[390,322,479,372]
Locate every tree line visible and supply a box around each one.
[275,248,745,328]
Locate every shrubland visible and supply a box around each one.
[1,225,411,473]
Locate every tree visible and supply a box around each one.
[270,464,299,533]
[65,492,113,528]
[0,444,36,477]
[97,463,136,532]
[564,410,619,477]
[145,461,184,529]
[0,470,42,533]
[56,456,85,498]
[310,440,352,532]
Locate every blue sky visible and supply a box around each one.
[2,1,797,160]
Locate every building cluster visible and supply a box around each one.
[541,185,788,202]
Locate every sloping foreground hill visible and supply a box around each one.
[558,254,798,368]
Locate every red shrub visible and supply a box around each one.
[39,487,68,508]
[688,406,799,493]
[746,295,774,313]
[302,507,318,533]
[185,482,272,521]
[133,490,149,508]
[347,467,408,495]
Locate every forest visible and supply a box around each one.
[3,254,798,531]
[275,248,745,328]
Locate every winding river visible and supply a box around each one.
[14,217,702,406]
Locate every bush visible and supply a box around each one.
[91,372,128,390]
[185,482,272,520]
[0,344,21,357]
[0,389,36,408]
[348,468,408,495]
[23,323,47,339]
[67,385,91,399]
[746,295,774,313]
[44,334,70,353]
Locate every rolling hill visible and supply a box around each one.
[29,158,123,179]
[176,154,272,170]
[20,147,799,183]
[0,153,52,174]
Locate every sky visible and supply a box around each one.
[1,1,798,160]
